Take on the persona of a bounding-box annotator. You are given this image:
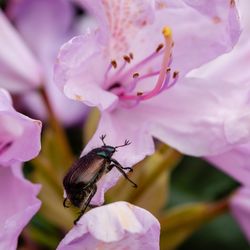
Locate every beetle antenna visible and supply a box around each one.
[115,139,131,149]
[100,134,106,146]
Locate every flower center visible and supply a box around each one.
[104,26,179,107]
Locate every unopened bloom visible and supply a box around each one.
[55,0,240,204]
[189,0,250,186]
[57,201,160,250]
[230,188,250,242]
[0,88,41,250]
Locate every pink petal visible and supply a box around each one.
[0,10,42,93]
[57,202,160,250]
[207,144,250,187]
[7,0,74,69]
[189,0,250,84]
[54,33,118,110]
[0,89,42,165]
[0,164,41,250]
[230,188,250,242]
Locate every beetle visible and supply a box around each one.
[63,134,137,224]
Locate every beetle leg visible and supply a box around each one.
[63,197,71,208]
[100,134,106,146]
[110,158,133,172]
[74,185,97,225]
[109,163,137,188]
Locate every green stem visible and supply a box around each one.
[39,87,74,165]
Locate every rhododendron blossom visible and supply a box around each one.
[55,0,241,204]
[57,202,160,250]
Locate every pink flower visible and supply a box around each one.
[189,0,250,186]
[55,0,241,204]
[57,201,160,250]
[230,188,250,242]
[0,0,87,125]
[0,88,41,249]
[0,88,41,164]
[0,165,41,250]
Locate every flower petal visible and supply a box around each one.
[7,0,75,68]
[0,89,42,165]
[54,32,118,110]
[0,10,42,92]
[207,144,250,187]
[57,201,160,250]
[0,164,41,250]
[230,188,250,242]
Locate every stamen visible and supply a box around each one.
[111,60,117,69]
[129,53,134,60]
[133,72,140,78]
[123,55,131,63]
[156,43,164,52]
[121,26,174,101]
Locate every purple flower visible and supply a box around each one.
[0,0,87,125]
[189,0,250,186]
[0,88,41,249]
[57,201,160,250]
[0,164,41,250]
[55,0,241,204]
[230,188,250,242]
[0,88,41,164]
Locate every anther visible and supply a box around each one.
[111,60,117,69]
[123,55,131,63]
[156,43,164,52]
[133,72,140,78]
[137,92,143,96]
[129,53,134,60]
[173,71,179,78]
[166,67,171,73]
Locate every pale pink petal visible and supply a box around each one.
[0,10,42,93]
[57,202,160,250]
[189,0,250,84]
[0,89,42,165]
[54,32,118,110]
[82,112,155,205]
[137,0,241,76]
[207,144,250,187]
[0,164,41,250]
[230,188,250,242]
[7,0,74,69]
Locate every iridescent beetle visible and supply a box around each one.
[63,135,137,224]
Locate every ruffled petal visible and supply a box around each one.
[0,10,42,93]
[0,89,42,165]
[230,188,250,242]
[54,32,118,110]
[0,164,41,250]
[189,0,250,84]
[57,202,160,250]
[134,0,241,76]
